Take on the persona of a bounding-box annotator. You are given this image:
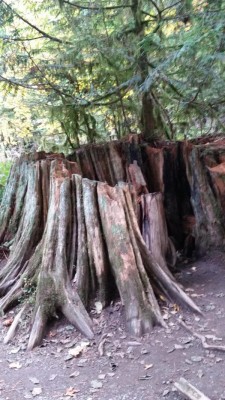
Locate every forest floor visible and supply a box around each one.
[1,251,225,400]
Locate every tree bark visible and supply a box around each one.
[183,141,225,253]
[141,193,176,271]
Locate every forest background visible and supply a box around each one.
[0,0,225,189]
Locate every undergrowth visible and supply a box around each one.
[0,161,11,202]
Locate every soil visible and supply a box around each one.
[1,251,225,400]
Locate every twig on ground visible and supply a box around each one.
[4,304,27,344]
[178,319,225,352]
[98,333,111,356]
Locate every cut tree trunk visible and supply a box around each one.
[1,136,213,349]
[82,178,109,306]
[28,160,93,349]
[141,193,176,271]
[97,182,163,335]
[183,141,225,253]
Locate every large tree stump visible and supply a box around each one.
[0,144,202,348]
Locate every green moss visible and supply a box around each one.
[19,277,37,305]
[37,275,67,317]
[0,161,11,202]
[98,197,107,211]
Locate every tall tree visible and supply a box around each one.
[0,0,225,150]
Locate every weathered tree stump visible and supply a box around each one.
[2,135,217,348]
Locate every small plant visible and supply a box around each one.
[19,277,37,305]
[0,161,11,202]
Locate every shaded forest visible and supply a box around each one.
[0,0,225,153]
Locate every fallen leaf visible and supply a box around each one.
[49,374,57,381]
[3,317,13,327]
[29,377,40,385]
[77,358,87,367]
[69,371,80,378]
[95,301,103,314]
[197,370,204,378]
[98,374,106,380]
[64,354,73,361]
[48,331,57,337]
[173,304,179,312]
[167,348,174,354]
[144,364,153,370]
[90,380,103,389]
[68,341,90,357]
[24,393,33,399]
[9,361,22,369]
[107,372,115,377]
[139,374,151,380]
[163,389,170,396]
[191,356,203,363]
[10,347,21,354]
[127,341,141,346]
[65,386,80,396]
[174,344,183,350]
[115,351,125,358]
[32,387,42,397]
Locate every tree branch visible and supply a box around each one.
[90,75,141,104]
[1,35,45,42]
[2,0,71,44]
[148,0,161,16]
[161,1,182,14]
[141,10,157,19]
[0,74,48,90]
[61,0,132,10]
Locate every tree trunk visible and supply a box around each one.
[183,140,225,253]
[141,92,155,139]
[141,193,176,271]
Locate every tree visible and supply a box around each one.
[0,0,225,152]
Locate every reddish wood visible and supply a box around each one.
[144,146,164,193]
[128,161,148,195]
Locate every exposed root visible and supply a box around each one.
[179,319,225,352]
[4,304,27,344]
[122,186,201,315]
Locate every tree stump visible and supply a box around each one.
[0,143,203,348]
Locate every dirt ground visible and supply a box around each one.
[1,251,225,400]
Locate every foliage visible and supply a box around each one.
[0,160,11,201]
[0,0,225,152]
[19,277,37,305]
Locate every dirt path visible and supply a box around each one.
[1,251,225,400]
